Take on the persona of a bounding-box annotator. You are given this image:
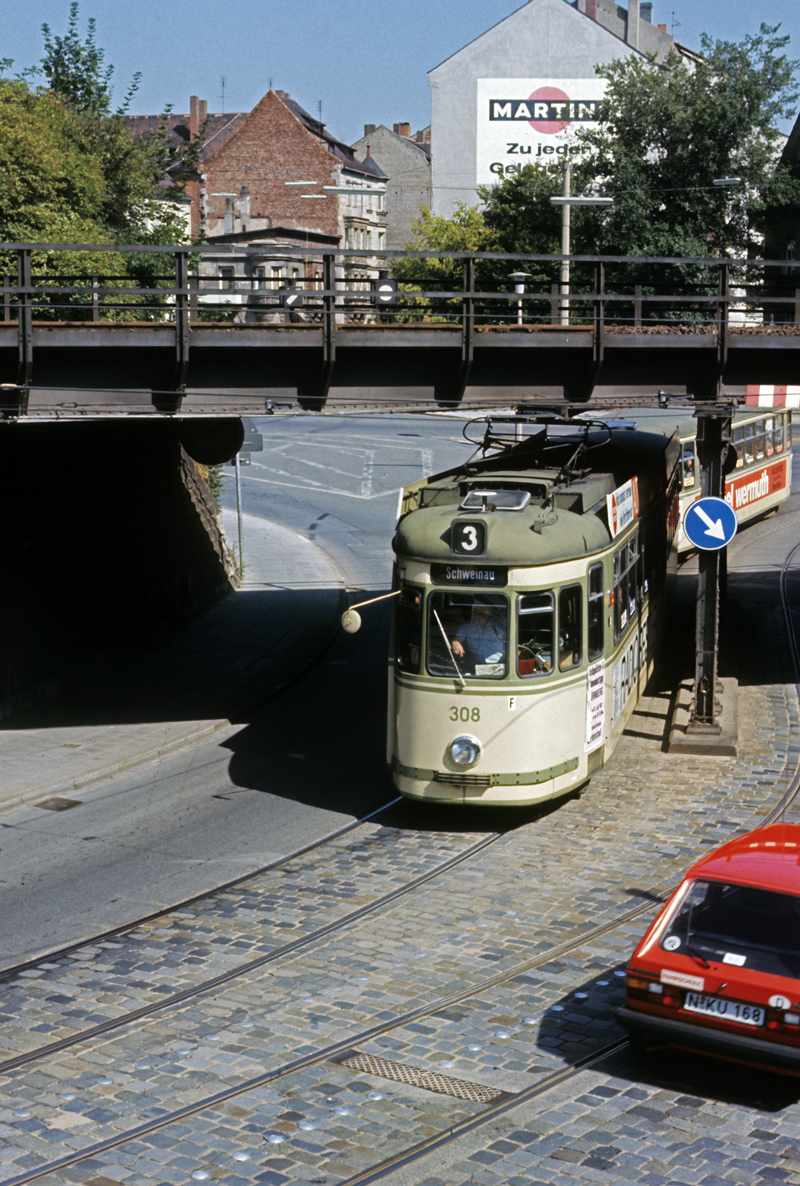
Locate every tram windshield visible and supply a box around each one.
[427,592,508,678]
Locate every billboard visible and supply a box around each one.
[476,78,608,188]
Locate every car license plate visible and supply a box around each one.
[684,992,764,1026]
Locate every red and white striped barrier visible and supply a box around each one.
[746,385,800,407]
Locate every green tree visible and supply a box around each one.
[0,4,205,317]
[574,23,800,262]
[41,1,138,117]
[400,25,800,323]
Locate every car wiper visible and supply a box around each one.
[432,609,467,689]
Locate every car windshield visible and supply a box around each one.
[660,879,800,978]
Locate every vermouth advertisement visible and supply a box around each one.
[476,77,607,188]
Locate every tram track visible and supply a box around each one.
[0,827,509,1077]
[0,796,403,982]
[3,520,800,1185]
[0,896,665,1186]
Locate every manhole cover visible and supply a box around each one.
[333,1049,508,1103]
[35,797,82,812]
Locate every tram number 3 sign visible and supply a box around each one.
[452,521,486,555]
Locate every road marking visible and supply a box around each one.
[239,475,399,500]
[421,449,434,477]
[361,450,375,498]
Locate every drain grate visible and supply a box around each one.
[35,797,82,812]
[334,1049,507,1103]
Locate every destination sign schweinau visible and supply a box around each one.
[682,496,738,551]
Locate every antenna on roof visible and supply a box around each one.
[671,10,681,34]
[220,76,227,113]
[318,99,323,126]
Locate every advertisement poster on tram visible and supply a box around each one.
[724,459,787,512]
[585,659,605,750]
[476,77,607,188]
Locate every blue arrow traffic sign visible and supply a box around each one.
[682,496,738,551]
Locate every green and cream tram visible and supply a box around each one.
[388,418,681,806]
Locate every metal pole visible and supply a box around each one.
[688,410,731,730]
[234,451,243,574]
[560,160,571,326]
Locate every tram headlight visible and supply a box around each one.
[448,735,482,768]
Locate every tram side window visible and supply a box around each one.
[588,564,604,661]
[732,425,744,467]
[682,443,696,488]
[559,585,582,671]
[428,591,508,679]
[518,592,554,676]
[743,424,755,465]
[613,532,639,643]
[396,586,422,673]
[775,417,785,454]
[755,420,766,461]
[787,416,793,446]
[766,417,775,457]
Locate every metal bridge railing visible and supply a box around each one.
[1,243,799,331]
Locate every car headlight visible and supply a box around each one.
[448,735,482,768]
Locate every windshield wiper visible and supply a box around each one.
[432,609,467,689]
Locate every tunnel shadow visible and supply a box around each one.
[0,586,341,729]
[532,964,800,1113]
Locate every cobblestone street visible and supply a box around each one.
[1,459,799,1184]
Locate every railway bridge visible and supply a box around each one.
[2,243,799,422]
[1,242,798,718]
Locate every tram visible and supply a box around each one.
[387,416,682,806]
[600,407,793,552]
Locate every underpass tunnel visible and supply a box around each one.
[0,417,242,719]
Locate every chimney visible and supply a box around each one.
[627,0,639,49]
[585,0,596,19]
[393,122,411,138]
[189,95,201,138]
[658,22,666,30]
[364,123,377,136]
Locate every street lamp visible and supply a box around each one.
[509,271,531,326]
[549,161,612,326]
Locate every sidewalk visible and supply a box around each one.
[0,511,346,811]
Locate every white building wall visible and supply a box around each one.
[428,0,671,217]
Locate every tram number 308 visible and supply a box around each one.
[450,706,481,722]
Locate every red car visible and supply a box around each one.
[618,823,800,1074]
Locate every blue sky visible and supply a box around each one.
[2,0,799,142]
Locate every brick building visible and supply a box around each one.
[128,90,387,306]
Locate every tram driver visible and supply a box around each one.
[452,601,507,673]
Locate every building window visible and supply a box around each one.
[219,266,235,291]
[782,240,797,276]
[271,266,284,290]
[253,266,266,290]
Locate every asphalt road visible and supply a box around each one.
[0,415,479,966]
[219,412,481,588]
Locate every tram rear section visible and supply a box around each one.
[388,417,682,806]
